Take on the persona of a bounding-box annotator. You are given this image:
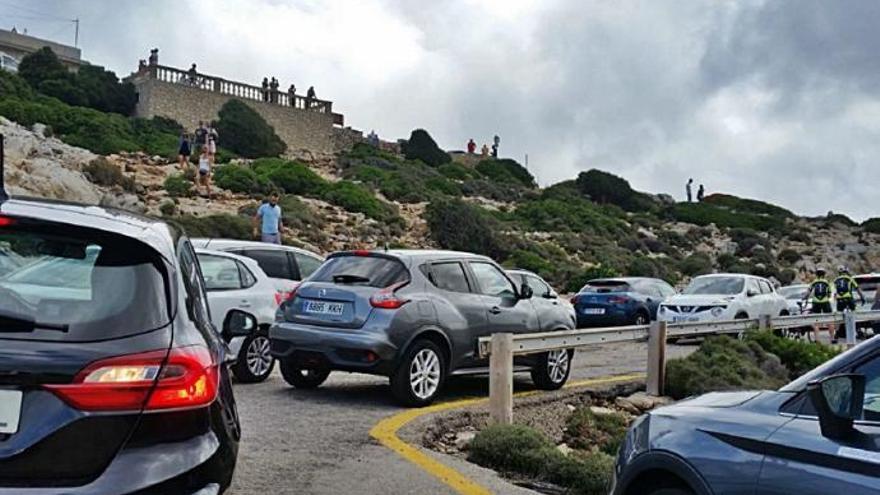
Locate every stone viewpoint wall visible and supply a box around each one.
[132,77,347,153]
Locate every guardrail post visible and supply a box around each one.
[759,314,771,331]
[646,321,668,396]
[845,310,857,349]
[489,333,514,425]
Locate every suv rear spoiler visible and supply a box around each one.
[0,134,8,204]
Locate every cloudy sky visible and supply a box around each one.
[4,0,879,220]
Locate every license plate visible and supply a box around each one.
[673,316,698,323]
[582,308,605,315]
[303,300,345,316]
[0,390,22,434]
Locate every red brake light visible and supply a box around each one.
[570,295,580,305]
[352,250,371,257]
[45,346,218,412]
[0,216,15,227]
[370,281,409,309]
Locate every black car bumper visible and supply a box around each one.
[270,323,400,375]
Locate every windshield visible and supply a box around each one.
[683,277,744,296]
[581,281,631,293]
[778,286,808,300]
[0,223,171,342]
[310,255,409,288]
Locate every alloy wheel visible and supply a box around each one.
[409,348,441,400]
[246,336,273,378]
[547,349,570,384]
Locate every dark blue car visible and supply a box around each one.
[571,277,675,328]
[612,336,880,495]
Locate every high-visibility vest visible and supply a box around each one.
[834,275,858,300]
[810,279,832,303]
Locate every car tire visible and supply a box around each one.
[531,349,574,390]
[390,339,447,407]
[633,312,650,326]
[231,331,275,383]
[280,359,331,389]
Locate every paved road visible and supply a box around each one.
[227,341,695,495]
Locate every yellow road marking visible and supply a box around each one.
[369,373,645,495]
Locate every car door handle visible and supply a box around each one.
[489,306,502,315]
[239,300,252,308]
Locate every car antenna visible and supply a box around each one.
[0,134,7,204]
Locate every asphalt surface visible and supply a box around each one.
[227,341,695,495]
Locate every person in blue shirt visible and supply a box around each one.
[254,193,283,244]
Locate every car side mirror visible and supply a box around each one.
[747,290,758,297]
[544,290,558,299]
[807,374,865,440]
[519,282,533,300]
[223,309,258,340]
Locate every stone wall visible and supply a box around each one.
[132,78,340,153]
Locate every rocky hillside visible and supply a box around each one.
[4,116,880,292]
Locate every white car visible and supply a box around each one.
[854,273,880,311]
[196,248,280,382]
[778,284,811,315]
[191,238,324,302]
[658,273,789,324]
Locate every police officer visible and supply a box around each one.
[804,267,834,343]
[834,265,865,341]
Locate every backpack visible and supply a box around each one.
[812,280,830,300]
[835,277,852,296]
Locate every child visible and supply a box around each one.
[198,146,212,197]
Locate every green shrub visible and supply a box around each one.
[668,203,785,232]
[401,128,450,167]
[215,99,286,158]
[565,265,620,293]
[0,70,35,99]
[438,162,479,181]
[627,256,672,281]
[746,331,839,379]
[512,188,627,236]
[213,164,273,195]
[825,212,857,227]
[164,174,192,198]
[778,268,797,285]
[862,217,880,234]
[678,253,713,277]
[82,157,135,192]
[172,214,252,239]
[574,169,657,212]
[665,336,789,399]
[469,424,612,495]
[475,158,535,188]
[341,155,460,203]
[460,179,527,202]
[159,200,177,216]
[278,195,325,230]
[506,249,554,275]
[702,193,794,218]
[321,181,398,222]
[565,408,629,456]
[252,158,326,196]
[426,199,507,259]
[777,248,801,264]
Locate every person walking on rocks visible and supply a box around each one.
[804,267,834,343]
[197,146,212,197]
[254,193,283,244]
[177,131,191,170]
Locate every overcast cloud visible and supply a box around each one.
[4,0,879,220]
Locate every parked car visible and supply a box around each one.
[0,197,249,494]
[854,273,880,311]
[612,331,880,495]
[778,283,810,315]
[197,248,280,382]
[270,249,576,406]
[506,269,576,329]
[571,277,676,327]
[658,273,788,324]
[190,238,324,302]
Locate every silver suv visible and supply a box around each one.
[270,250,576,405]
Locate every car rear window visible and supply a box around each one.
[581,281,631,293]
[0,222,171,342]
[310,255,409,288]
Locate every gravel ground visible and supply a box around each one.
[226,341,697,494]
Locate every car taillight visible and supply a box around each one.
[353,250,371,256]
[0,216,15,227]
[275,286,300,306]
[570,295,580,305]
[608,296,631,304]
[45,346,218,412]
[370,281,409,309]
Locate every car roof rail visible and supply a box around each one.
[0,134,7,204]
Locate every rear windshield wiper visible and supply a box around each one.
[0,312,69,333]
[332,274,371,284]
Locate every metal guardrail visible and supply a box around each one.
[482,310,880,424]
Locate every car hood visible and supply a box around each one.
[676,390,763,408]
[662,294,738,306]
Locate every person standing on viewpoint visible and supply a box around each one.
[686,178,693,202]
[197,146,212,197]
[697,184,705,202]
[467,138,476,154]
[254,194,283,244]
[177,131,191,171]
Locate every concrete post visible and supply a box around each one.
[489,333,514,425]
[759,314,772,331]
[646,321,668,396]
[845,310,857,349]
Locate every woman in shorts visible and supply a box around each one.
[198,146,212,197]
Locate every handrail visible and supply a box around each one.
[143,64,334,113]
[482,310,880,424]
